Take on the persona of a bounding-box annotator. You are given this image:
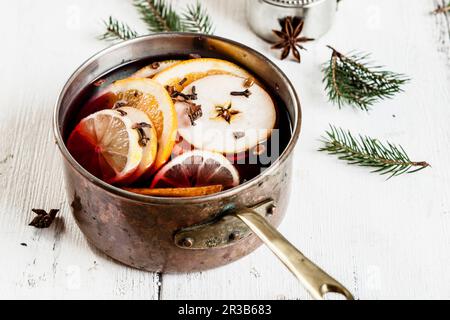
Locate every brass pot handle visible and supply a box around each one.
[235,209,354,300]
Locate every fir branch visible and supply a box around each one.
[433,2,450,14]
[319,126,430,179]
[99,16,138,41]
[133,0,184,32]
[322,46,410,111]
[182,1,214,34]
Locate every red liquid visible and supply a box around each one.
[64,57,292,187]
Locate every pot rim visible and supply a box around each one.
[53,32,302,205]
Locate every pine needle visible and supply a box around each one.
[322,46,410,111]
[99,16,138,41]
[182,1,215,34]
[133,0,185,32]
[319,126,430,179]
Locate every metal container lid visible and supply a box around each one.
[262,0,322,8]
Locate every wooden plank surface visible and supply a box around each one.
[0,0,449,299]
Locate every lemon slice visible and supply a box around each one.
[175,74,276,154]
[110,78,178,171]
[67,109,143,184]
[153,58,251,91]
[131,60,181,79]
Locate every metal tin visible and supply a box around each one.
[247,0,337,42]
[54,33,301,273]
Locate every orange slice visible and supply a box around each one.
[151,150,240,189]
[123,185,223,197]
[153,58,251,91]
[109,78,178,171]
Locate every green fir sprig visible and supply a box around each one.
[182,2,215,34]
[323,46,409,111]
[133,0,185,32]
[319,126,430,179]
[99,16,138,41]
[100,0,214,41]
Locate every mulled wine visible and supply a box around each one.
[64,56,292,197]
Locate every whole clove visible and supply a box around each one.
[166,85,197,101]
[132,122,152,129]
[186,103,203,126]
[230,89,252,98]
[178,78,188,86]
[150,62,161,69]
[116,109,127,116]
[132,122,152,147]
[113,100,128,109]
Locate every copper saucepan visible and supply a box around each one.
[53,33,353,300]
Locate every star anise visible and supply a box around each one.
[29,209,59,228]
[271,17,314,63]
[215,102,240,124]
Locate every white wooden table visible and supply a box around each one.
[0,0,449,300]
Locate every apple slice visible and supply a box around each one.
[175,74,276,154]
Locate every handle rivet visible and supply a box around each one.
[229,231,240,241]
[266,204,276,216]
[179,237,194,248]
